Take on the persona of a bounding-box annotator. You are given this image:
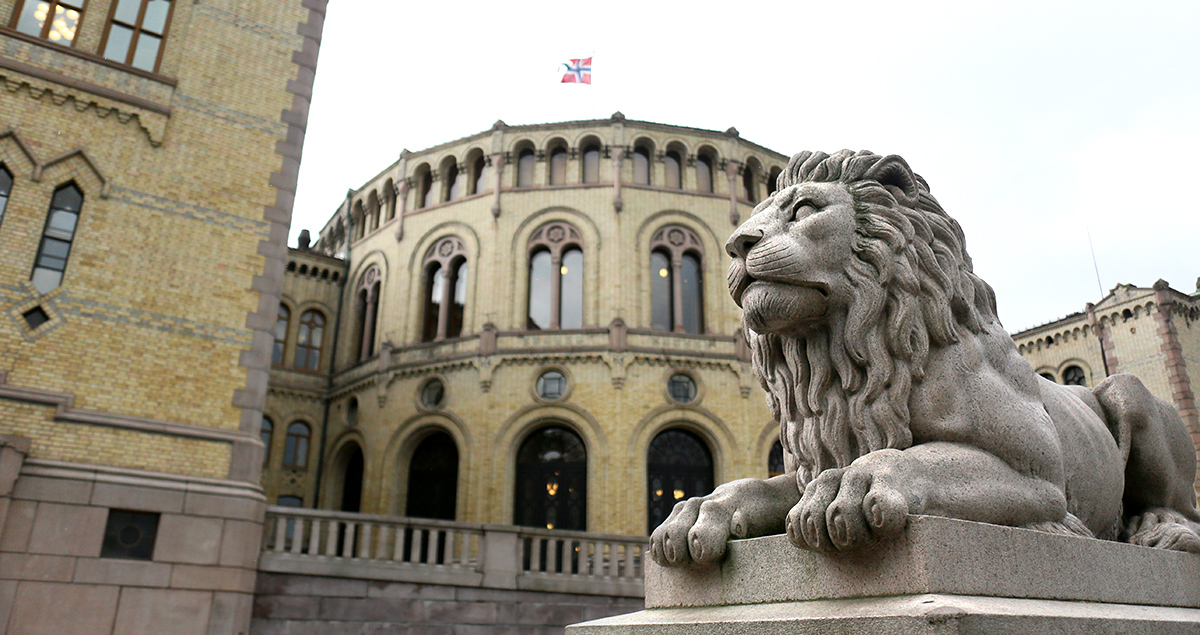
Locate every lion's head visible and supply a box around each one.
[726,150,999,484]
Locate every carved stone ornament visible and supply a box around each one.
[650,149,1200,567]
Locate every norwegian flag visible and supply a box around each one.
[561,57,592,84]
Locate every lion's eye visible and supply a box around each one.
[789,201,817,222]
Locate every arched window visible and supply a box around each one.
[549,146,567,185]
[338,444,364,513]
[647,428,714,534]
[32,183,84,294]
[472,155,488,195]
[581,144,600,183]
[294,310,325,370]
[1039,372,1056,382]
[261,416,273,465]
[664,150,682,189]
[283,422,310,469]
[1063,365,1087,386]
[527,222,584,330]
[0,165,11,228]
[445,160,462,201]
[517,148,535,187]
[406,432,459,520]
[632,145,651,185]
[272,304,289,365]
[649,226,705,333]
[354,266,381,361]
[695,152,714,193]
[767,167,783,197]
[768,440,784,477]
[741,164,757,203]
[422,236,468,341]
[414,164,433,209]
[515,426,587,530]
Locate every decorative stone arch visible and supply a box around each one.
[636,211,724,332]
[411,162,434,209]
[352,262,384,362]
[494,402,608,527]
[384,410,473,515]
[510,209,600,331]
[1057,359,1092,387]
[381,178,396,221]
[741,155,764,203]
[509,139,537,188]
[462,147,488,196]
[0,130,38,180]
[576,134,605,184]
[437,154,462,202]
[38,149,110,198]
[366,190,381,233]
[755,419,787,475]
[1035,366,1058,382]
[402,222,480,342]
[544,137,570,185]
[350,199,367,241]
[323,430,367,512]
[662,140,688,189]
[420,235,470,341]
[629,136,656,185]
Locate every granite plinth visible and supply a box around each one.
[568,515,1200,634]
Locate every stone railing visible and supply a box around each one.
[259,506,646,597]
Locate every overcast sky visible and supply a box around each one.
[290,1,1199,332]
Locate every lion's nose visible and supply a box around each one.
[727,227,763,259]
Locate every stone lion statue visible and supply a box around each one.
[650,149,1200,565]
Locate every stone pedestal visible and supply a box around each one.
[568,515,1200,634]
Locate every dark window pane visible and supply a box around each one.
[474,157,488,194]
[582,148,599,183]
[527,250,551,329]
[23,306,50,329]
[131,33,160,71]
[112,0,140,24]
[447,261,467,338]
[1063,366,1087,386]
[284,422,310,468]
[407,433,458,520]
[537,370,566,400]
[261,417,273,464]
[421,173,434,207]
[696,156,713,192]
[742,168,756,203]
[560,249,583,329]
[668,374,696,403]
[103,23,133,62]
[665,152,681,189]
[681,254,703,334]
[633,148,650,185]
[273,306,288,365]
[515,427,586,530]
[651,251,672,331]
[517,150,535,187]
[423,263,443,341]
[769,440,785,476]
[102,511,160,560]
[142,0,171,33]
[0,167,11,226]
[447,163,461,201]
[52,184,82,211]
[421,379,445,408]
[39,237,71,260]
[647,429,713,534]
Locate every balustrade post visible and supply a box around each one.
[308,519,321,555]
[480,525,520,589]
[358,523,372,559]
[289,517,304,554]
[342,521,356,557]
[272,515,286,552]
[325,521,338,556]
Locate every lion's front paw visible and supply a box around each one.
[649,478,791,566]
[787,451,910,552]
[1125,510,1200,553]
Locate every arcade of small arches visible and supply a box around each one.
[324,134,785,251]
[1016,324,1093,354]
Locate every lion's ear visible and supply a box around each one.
[864,155,920,205]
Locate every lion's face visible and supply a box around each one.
[726,181,858,336]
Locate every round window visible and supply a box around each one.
[421,379,445,408]
[668,373,697,403]
[536,370,567,400]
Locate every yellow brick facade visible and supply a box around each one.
[265,117,790,536]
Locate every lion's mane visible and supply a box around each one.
[751,150,1000,484]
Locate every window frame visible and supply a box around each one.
[98,0,175,72]
[272,304,290,366]
[0,164,12,230]
[526,221,584,330]
[31,182,84,295]
[293,309,326,371]
[282,422,311,470]
[10,0,87,47]
[260,416,273,465]
[649,225,705,334]
[421,236,468,341]
[354,265,382,361]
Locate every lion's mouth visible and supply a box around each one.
[729,268,828,309]
[737,279,830,335]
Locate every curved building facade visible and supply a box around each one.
[264,114,791,536]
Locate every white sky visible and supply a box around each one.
[291,0,1199,332]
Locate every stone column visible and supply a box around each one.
[611,147,624,213]
[360,285,378,359]
[550,253,563,329]
[436,267,453,341]
[671,255,685,333]
[725,161,741,226]
[394,179,409,241]
[490,153,505,218]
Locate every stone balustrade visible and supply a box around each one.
[260,506,646,597]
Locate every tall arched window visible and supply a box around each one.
[647,428,714,534]
[632,145,651,185]
[581,144,600,183]
[515,426,587,530]
[283,422,311,469]
[31,183,83,294]
[767,167,783,198]
[1063,365,1087,386]
[422,237,468,341]
[472,155,488,195]
[0,165,12,228]
[272,304,289,365]
[354,266,381,361]
[649,226,705,333]
[294,310,325,370]
[741,164,757,203]
[406,432,459,520]
[445,159,462,201]
[338,444,364,513]
[261,416,273,465]
[549,146,567,185]
[527,222,584,330]
[695,152,714,193]
[517,148,535,187]
[664,150,682,189]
